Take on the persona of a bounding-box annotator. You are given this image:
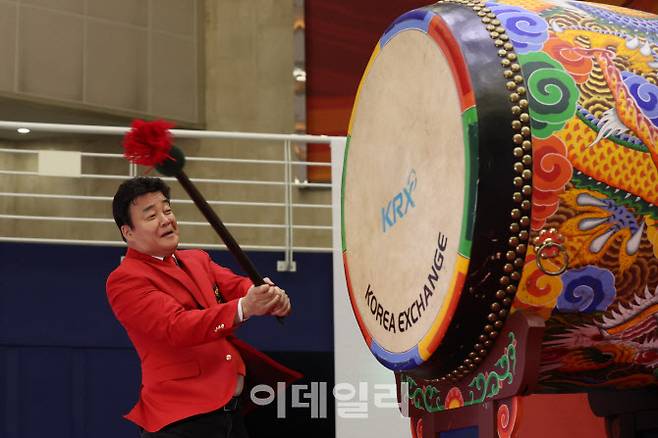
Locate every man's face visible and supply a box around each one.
[121,191,179,257]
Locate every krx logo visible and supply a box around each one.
[381,169,416,233]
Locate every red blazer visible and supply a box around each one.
[106,247,301,432]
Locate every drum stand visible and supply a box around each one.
[395,311,658,438]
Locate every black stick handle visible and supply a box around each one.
[175,170,284,323]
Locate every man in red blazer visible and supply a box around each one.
[106,177,300,437]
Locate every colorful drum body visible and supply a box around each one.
[341,0,658,389]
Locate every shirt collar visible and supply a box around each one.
[125,247,177,262]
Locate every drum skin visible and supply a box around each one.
[342,0,658,390]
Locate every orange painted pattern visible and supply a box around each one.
[428,15,475,111]
[606,303,658,335]
[512,249,564,319]
[493,0,554,11]
[558,117,658,204]
[343,251,372,347]
[532,136,573,230]
[420,259,468,359]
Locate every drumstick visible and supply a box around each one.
[122,119,284,324]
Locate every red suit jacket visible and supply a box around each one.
[106,247,301,432]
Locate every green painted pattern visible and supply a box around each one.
[519,51,579,139]
[571,171,658,219]
[403,332,517,413]
[467,332,516,404]
[459,107,478,258]
[340,135,351,252]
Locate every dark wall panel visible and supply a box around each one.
[17,348,74,437]
[84,349,143,437]
[0,242,333,350]
[0,243,334,438]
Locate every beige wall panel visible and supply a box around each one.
[18,6,83,100]
[85,20,148,111]
[0,2,17,91]
[151,33,197,122]
[5,219,119,241]
[87,0,147,27]
[152,0,195,36]
[204,0,294,133]
[0,136,130,243]
[202,0,330,248]
[10,1,199,123]
[21,0,83,14]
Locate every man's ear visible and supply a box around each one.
[121,224,133,241]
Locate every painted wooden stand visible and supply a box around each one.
[396,311,545,437]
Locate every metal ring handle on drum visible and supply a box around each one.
[535,241,569,276]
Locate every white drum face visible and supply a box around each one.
[344,29,466,353]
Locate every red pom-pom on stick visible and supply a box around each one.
[123,119,174,167]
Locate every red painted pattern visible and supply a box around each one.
[343,251,372,347]
[428,15,475,111]
[425,270,467,355]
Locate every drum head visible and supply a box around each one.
[342,15,476,370]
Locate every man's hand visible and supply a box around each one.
[263,278,292,317]
[241,280,278,320]
[240,277,291,320]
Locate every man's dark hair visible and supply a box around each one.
[112,177,171,241]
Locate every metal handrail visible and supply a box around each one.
[0,192,332,209]
[0,236,332,252]
[0,169,332,188]
[0,120,342,143]
[0,147,333,167]
[0,214,332,230]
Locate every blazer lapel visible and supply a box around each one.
[174,250,214,308]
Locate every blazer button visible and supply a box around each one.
[220,324,225,329]
[226,354,232,361]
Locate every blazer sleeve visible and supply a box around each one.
[106,269,240,348]
[205,254,253,302]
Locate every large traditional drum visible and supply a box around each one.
[342,0,658,390]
